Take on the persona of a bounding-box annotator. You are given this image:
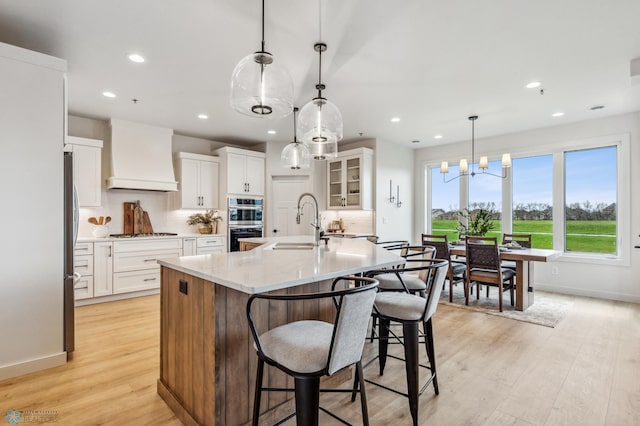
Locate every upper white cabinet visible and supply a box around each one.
[67,136,103,207]
[215,147,265,199]
[327,148,373,210]
[174,152,220,209]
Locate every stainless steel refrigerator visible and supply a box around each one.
[64,149,79,355]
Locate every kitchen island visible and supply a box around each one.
[157,237,402,426]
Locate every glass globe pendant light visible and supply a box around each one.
[281,107,311,170]
[297,42,342,159]
[230,0,293,119]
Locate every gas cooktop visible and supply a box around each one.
[109,232,179,238]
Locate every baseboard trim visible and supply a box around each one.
[536,283,640,304]
[75,289,160,307]
[0,352,67,381]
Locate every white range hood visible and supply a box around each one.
[106,119,178,191]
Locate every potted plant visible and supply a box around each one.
[187,209,223,234]
[457,208,496,238]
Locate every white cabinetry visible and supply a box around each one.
[113,239,182,294]
[182,236,226,255]
[182,237,197,256]
[215,147,265,199]
[73,242,94,300]
[67,136,103,207]
[93,242,113,297]
[196,236,225,254]
[174,152,219,209]
[327,148,373,210]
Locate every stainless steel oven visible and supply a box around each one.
[228,197,264,251]
[228,226,264,252]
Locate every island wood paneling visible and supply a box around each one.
[158,266,340,425]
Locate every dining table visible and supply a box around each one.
[449,244,561,311]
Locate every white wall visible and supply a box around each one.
[414,112,640,303]
[375,140,415,243]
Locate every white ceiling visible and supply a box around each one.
[1,0,640,148]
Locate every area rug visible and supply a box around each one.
[439,285,573,328]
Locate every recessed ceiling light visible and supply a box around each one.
[434,134,443,139]
[128,54,145,63]
[552,112,565,117]
[267,130,277,135]
[411,140,420,144]
[102,91,116,98]
[391,117,400,123]
[590,105,605,111]
[197,114,208,119]
[525,81,542,89]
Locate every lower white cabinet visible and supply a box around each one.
[113,239,182,294]
[196,236,225,254]
[93,241,113,297]
[182,235,226,255]
[74,242,94,300]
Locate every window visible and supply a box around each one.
[427,137,624,260]
[564,146,617,254]
[512,155,553,249]
[468,160,502,240]
[431,165,459,241]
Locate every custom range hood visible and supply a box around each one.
[106,119,178,191]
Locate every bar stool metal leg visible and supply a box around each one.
[403,322,420,426]
[294,377,320,426]
[378,318,391,375]
[252,359,265,426]
[424,318,439,394]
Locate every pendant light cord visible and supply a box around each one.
[317,0,323,98]
[261,0,266,52]
[293,107,299,142]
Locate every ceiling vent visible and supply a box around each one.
[106,119,177,191]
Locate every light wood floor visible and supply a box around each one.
[1,293,638,425]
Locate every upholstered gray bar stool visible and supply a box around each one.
[247,276,379,426]
[366,259,449,426]
[375,245,436,295]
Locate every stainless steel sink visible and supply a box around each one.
[271,242,316,250]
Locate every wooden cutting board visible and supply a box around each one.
[142,211,154,233]
[133,202,144,234]
[123,202,136,234]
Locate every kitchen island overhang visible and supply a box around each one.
[157,237,403,426]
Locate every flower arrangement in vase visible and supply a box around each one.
[187,209,223,234]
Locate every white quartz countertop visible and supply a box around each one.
[158,236,403,294]
[77,233,225,242]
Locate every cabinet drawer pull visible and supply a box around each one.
[144,259,157,262]
[76,247,89,251]
[206,241,219,244]
[184,238,195,241]
[144,278,157,282]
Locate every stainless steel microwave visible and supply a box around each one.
[228,197,263,226]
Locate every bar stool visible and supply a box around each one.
[365,258,449,426]
[246,276,379,426]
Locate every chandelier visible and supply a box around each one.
[229,0,293,119]
[281,107,311,170]
[440,116,511,182]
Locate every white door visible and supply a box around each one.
[270,177,312,237]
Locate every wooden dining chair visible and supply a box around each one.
[421,234,465,302]
[464,236,515,312]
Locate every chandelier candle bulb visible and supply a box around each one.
[479,156,489,170]
[502,153,512,168]
[459,159,468,173]
[440,161,449,174]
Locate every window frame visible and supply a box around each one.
[424,133,630,266]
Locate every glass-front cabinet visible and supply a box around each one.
[326,148,373,210]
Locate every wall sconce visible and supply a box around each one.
[388,180,396,203]
[396,185,402,208]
